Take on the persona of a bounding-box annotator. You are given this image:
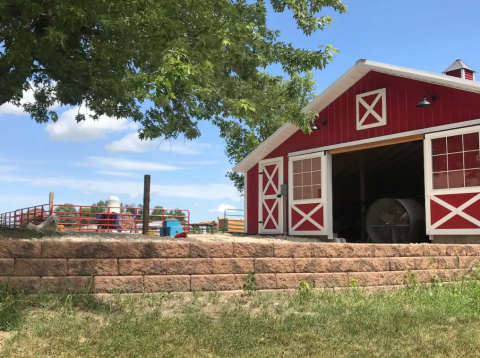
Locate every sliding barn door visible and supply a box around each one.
[258,157,284,234]
[289,152,332,237]
[425,126,480,235]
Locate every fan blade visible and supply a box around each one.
[379,211,394,223]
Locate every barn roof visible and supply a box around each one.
[443,59,476,73]
[233,59,480,173]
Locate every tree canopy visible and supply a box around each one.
[1,0,346,140]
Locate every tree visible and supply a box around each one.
[54,203,78,228]
[165,209,187,225]
[222,71,316,193]
[1,0,346,140]
[124,203,137,214]
[151,205,164,221]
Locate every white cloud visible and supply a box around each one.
[209,203,237,213]
[0,164,18,173]
[45,107,138,141]
[0,175,241,202]
[95,171,136,177]
[194,203,201,207]
[0,86,60,116]
[181,160,220,165]
[84,156,180,171]
[105,132,212,155]
[105,132,152,153]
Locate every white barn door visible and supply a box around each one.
[288,152,332,237]
[425,126,480,235]
[258,157,284,234]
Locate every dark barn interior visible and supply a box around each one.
[331,140,425,242]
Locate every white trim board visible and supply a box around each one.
[288,118,480,158]
[356,88,387,131]
[232,58,480,173]
[243,173,248,233]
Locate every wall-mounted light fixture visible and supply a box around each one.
[417,90,437,108]
[310,118,327,130]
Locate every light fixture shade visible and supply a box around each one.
[416,97,433,108]
[310,122,319,130]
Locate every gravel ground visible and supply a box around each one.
[0,226,326,243]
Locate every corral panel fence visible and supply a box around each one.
[1,204,190,234]
[0,204,50,229]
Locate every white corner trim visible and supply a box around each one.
[243,173,248,233]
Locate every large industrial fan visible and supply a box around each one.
[366,198,426,243]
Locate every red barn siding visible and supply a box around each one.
[266,71,480,159]
[247,71,480,232]
[465,70,474,81]
[445,69,463,79]
[246,164,258,234]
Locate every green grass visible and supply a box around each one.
[2,280,480,357]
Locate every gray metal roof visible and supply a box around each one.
[443,59,476,73]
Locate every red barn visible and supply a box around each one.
[234,59,480,244]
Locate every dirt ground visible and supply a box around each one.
[0,226,325,243]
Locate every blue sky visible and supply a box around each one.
[1,0,480,222]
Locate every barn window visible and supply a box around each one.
[292,156,322,200]
[431,132,480,189]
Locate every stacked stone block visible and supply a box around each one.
[0,240,479,293]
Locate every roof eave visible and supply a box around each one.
[232,122,299,173]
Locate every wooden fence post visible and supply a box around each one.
[142,175,151,235]
[49,192,54,215]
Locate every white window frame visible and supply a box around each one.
[424,125,480,196]
[288,152,332,238]
[424,125,480,235]
[356,88,387,131]
[258,156,283,234]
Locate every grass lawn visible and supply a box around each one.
[2,280,480,357]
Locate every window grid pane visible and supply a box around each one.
[292,157,322,200]
[432,132,480,189]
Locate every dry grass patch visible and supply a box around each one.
[2,280,480,357]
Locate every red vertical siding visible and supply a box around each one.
[247,71,480,231]
[246,164,258,234]
[266,71,480,161]
[445,69,463,79]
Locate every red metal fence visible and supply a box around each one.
[0,204,50,229]
[1,204,190,234]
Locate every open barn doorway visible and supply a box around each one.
[331,139,427,243]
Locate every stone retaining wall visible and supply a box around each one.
[0,240,479,293]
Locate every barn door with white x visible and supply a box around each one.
[425,126,480,235]
[258,157,283,234]
[288,152,332,237]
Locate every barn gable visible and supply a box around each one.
[234,59,480,174]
